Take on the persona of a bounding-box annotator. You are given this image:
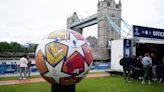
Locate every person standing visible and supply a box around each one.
[14,62,17,74]
[150,53,158,81]
[120,55,132,83]
[131,55,143,79]
[141,53,152,85]
[19,55,28,80]
[157,57,164,83]
[137,55,144,79]
[27,55,32,77]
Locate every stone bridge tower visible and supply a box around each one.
[67,12,82,34]
[97,0,121,47]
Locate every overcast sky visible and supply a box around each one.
[0,0,164,44]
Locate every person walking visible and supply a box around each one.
[120,55,132,83]
[27,55,32,77]
[141,53,152,85]
[19,55,28,80]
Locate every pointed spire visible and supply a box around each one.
[98,0,101,6]
[119,0,121,5]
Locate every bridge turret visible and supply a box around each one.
[108,0,116,8]
[67,12,80,29]
[98,0,107,7]
[119,0,121,5]
[67,12,83,34]
[98,0,121,9]
[118,0,122,10]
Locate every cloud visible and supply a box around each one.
[0,0,164,44]
[0,0,67,44]
[122,0,164,28]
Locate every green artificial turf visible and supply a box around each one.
[88,72,107,74]
[0,72,105,81]
[0,75,41,81]
[0,75,164,92]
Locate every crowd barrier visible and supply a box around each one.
[0,64,37,74]
[91,62,111,70]
[0,62,111,75]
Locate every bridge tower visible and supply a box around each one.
[97,0,122,47]
[67,12,82,34]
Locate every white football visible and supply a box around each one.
[35,29,93,85]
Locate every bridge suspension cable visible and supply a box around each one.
[105,15,133,39]
[121,18,133,38]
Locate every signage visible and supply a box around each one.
[123,39,131,58]
[133,25,164,39]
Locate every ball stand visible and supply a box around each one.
[51,84,75,92]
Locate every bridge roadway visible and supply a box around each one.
[70,14,110,60]
[70,14,97,29]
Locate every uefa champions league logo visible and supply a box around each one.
[72,40,79,48]
[145,30,148,35]
[125,39,130,46]
[134,27,140,36]
[73,40,76,47]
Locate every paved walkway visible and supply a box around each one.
[0,73,111,86]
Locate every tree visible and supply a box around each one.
[28,43,38,53]
[0,41,37,57]
[10,42,22,54]
[0,42,11,53]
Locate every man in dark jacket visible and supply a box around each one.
[157,57,164,83]
[120,55,132,82]
[131,55,143,79]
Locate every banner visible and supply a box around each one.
[123,39,131,58]
[133,25,164,39]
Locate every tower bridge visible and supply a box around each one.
[67,0,127,60]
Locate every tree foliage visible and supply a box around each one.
[10,42,23,52]
[0,42,11,53]
[0,41,37,56]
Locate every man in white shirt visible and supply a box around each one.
[19,55,28,80]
